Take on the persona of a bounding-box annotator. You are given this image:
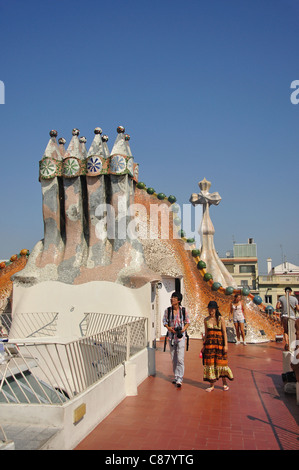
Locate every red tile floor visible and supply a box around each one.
[76,339,299,450]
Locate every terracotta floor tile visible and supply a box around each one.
[75,340,299,451]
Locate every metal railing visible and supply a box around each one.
[0,313,11,336]
[259,275,299,283]
[1,311,144,339]
[0,312,58,338]
[80,312,144,336]
[0,317,147,405]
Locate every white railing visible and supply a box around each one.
[0,312,58,338]
[0,313,11,337]
[1,311,144,339]
[80,312,144,336]
[259,275,299,283]
[0,317,147,405]
[0,423,14,449]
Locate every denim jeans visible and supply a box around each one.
[169,336,186,384]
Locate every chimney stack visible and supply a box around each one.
[267,258,272,274]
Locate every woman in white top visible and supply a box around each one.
[230,294,247,344]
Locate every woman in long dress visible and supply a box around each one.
[201,300,233,392]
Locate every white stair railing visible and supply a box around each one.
[0,317,147,405]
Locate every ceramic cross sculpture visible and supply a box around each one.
[190,178,236,288]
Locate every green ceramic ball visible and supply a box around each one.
[197,260,206,270]
[225,286,235,295]
[241,286,250,296]
[168,195,177,204]
[253,295,262,305]
[212,282,222,291]
[265,305,274,314]
[191,249,200,257]
[147,187,155,195]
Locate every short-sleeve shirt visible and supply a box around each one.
[279,295,298,317]
[163,306,190,342]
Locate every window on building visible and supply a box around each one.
[225,264,234,273]
[265,295,272,304]
[239,265,255,274]
[241,280,248,286]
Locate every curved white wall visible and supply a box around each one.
[11,280,152,341]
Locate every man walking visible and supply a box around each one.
[163,292,190,388]
[276,287,299,351]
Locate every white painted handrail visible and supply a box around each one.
[0,317,147,405]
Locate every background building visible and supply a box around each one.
[258,258,299,306]
[220,238,258,294]
[221,239,299,308]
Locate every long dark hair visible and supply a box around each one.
[215,308,222,325]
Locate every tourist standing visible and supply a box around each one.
[163,292,190,388]
[230,294,247,345]
[201,301,233,392]
[291,317,299,382]
[276,287,299,351]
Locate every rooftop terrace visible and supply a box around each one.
[76,339,299,451]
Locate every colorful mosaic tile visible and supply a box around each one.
[101,159,109,174]
[127,157,134,176]
[63,157,80,177]
[86,156,110,176]
[87,156,103,175]
[110,155,127,174]
[61,158,87,178]
[39,158,63,180]
[39,156,135,180]
[109,154,135,176]
[39,158,57,179]
[133,163,139,182]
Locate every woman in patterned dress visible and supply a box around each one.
[201,301,233,392]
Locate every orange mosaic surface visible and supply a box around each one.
[0,254,28,304]
[135,188,283,340]
[0,188,283,340]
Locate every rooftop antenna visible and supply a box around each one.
[280,244,284,266]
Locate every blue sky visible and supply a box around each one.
[0,0,298,273]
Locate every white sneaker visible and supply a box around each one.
[235,340,240,344]
[243,341,247,345]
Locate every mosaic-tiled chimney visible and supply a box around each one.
[85,127,111,268]
[14,126,159,288]
[39,130,65,268]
